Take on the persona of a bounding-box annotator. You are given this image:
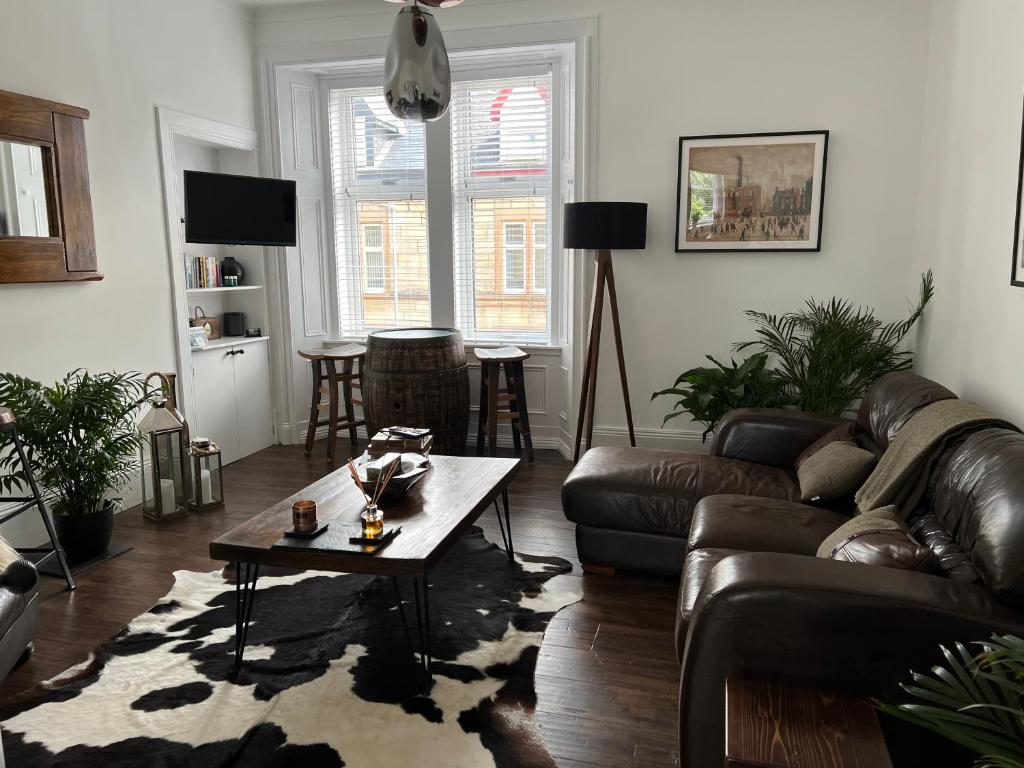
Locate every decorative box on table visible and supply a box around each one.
[368,427,433,459]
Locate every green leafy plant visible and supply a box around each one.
[878,634,1024,768]
[734,270,934,416]
[651,352,790,441]
[0,370,147,516]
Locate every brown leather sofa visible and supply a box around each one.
[561,371,956,574]
[679,437,1024,764]
[564,371,1024,766]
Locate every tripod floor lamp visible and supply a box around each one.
[564,202,648,462]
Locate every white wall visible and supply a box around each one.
[254,0,935,451]
[908,0,1024,423]
[0,0,255,544]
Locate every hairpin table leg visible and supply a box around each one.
[233,562,259,675]
[497,489,514,562]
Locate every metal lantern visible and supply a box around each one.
[383,1,452,122]
[188,438,224,512]
[139,374,189,521]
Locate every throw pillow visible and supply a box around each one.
[795,422,858,470]
[798,440,878,502]
[816,506,936,571]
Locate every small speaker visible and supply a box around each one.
[223,312,245,337]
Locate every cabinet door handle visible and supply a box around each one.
[236,349,246,356]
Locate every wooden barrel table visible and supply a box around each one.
[362,328,470,455]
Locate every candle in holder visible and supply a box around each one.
[292,499,317,532]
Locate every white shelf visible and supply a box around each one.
[186,285,263,294]
[191,335,269,353]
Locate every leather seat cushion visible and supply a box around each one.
[689,494,850,555]
[675,547,743,661]
[908,510,980,584]
[562,447,799,538]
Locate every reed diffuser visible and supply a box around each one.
[347,456,400,538]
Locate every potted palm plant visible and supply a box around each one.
[878,634,1024,767]
[0,369,146,563]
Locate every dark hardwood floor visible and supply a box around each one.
[1,443,681,767]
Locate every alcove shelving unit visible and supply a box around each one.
[157,108,275,465]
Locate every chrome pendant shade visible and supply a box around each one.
[384,4,452,122]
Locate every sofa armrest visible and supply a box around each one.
[709,408,851,468]
[0,559,37,595]
[678,552,1024,768]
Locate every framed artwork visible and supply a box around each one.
[1011,98,1024,286]
[675,130,829,252]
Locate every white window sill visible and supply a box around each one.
[323,338,563,357]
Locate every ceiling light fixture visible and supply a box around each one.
[383,0,462,122]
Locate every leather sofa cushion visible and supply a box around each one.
[562,447,799,538]
[689,495,849,555]
[855,371,957,451]
[909,510,980,583]
[817,506,935,571]
[922,427,1024,604]
[676,547,742,660]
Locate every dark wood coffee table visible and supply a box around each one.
[209,455,520,676]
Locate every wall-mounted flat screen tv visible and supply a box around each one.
[184,171,297,247]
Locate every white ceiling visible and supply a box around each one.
[231,0,381,5]
[231,0,339,5]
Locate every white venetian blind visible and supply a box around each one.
[328,86,431,337]
[451,71,553,342]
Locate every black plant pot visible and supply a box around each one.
[55,501,115,564]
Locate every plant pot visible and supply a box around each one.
[55,501,115,564]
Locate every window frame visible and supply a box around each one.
[532,221,547,293]
[502,221,527,294]
[361,222,386,293]
[319,51,569,347]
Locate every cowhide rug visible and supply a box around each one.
[1,527,580,767]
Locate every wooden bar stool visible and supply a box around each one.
[298,344,366,465]
[474,346,534,463]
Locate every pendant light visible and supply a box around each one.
[383,0,463,122]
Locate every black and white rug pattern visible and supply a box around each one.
[1,528,579,767]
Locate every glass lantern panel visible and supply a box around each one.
[151,431,186,515]
[195,454,223,505]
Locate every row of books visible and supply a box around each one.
[185,256,222,289]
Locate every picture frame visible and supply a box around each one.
[675,130,829,252]
[1011,97,1024,286]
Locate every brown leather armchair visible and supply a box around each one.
[561,372,956,575]
[676,421,1024,766]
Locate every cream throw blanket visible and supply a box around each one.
[855,399,1017,516]
[0,534,19,571]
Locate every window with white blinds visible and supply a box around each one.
[326,64,560,344]
[451,73,552,341]
[328,87,430,336]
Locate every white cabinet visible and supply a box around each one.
[191,339,273,465]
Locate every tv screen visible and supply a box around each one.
[184,171,297,247]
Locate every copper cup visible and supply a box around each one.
[292,499,317,532]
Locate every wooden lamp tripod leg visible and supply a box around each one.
[572,249,636,463]
[573,250,608,463]
[604,256,636,447]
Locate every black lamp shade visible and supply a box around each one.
[563,202,647,250]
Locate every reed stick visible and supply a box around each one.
[348,458,370,502]
[371,458,400,507]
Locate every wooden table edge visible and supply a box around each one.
[208,456,522,577]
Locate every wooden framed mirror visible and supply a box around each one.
[0,89,100,283]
